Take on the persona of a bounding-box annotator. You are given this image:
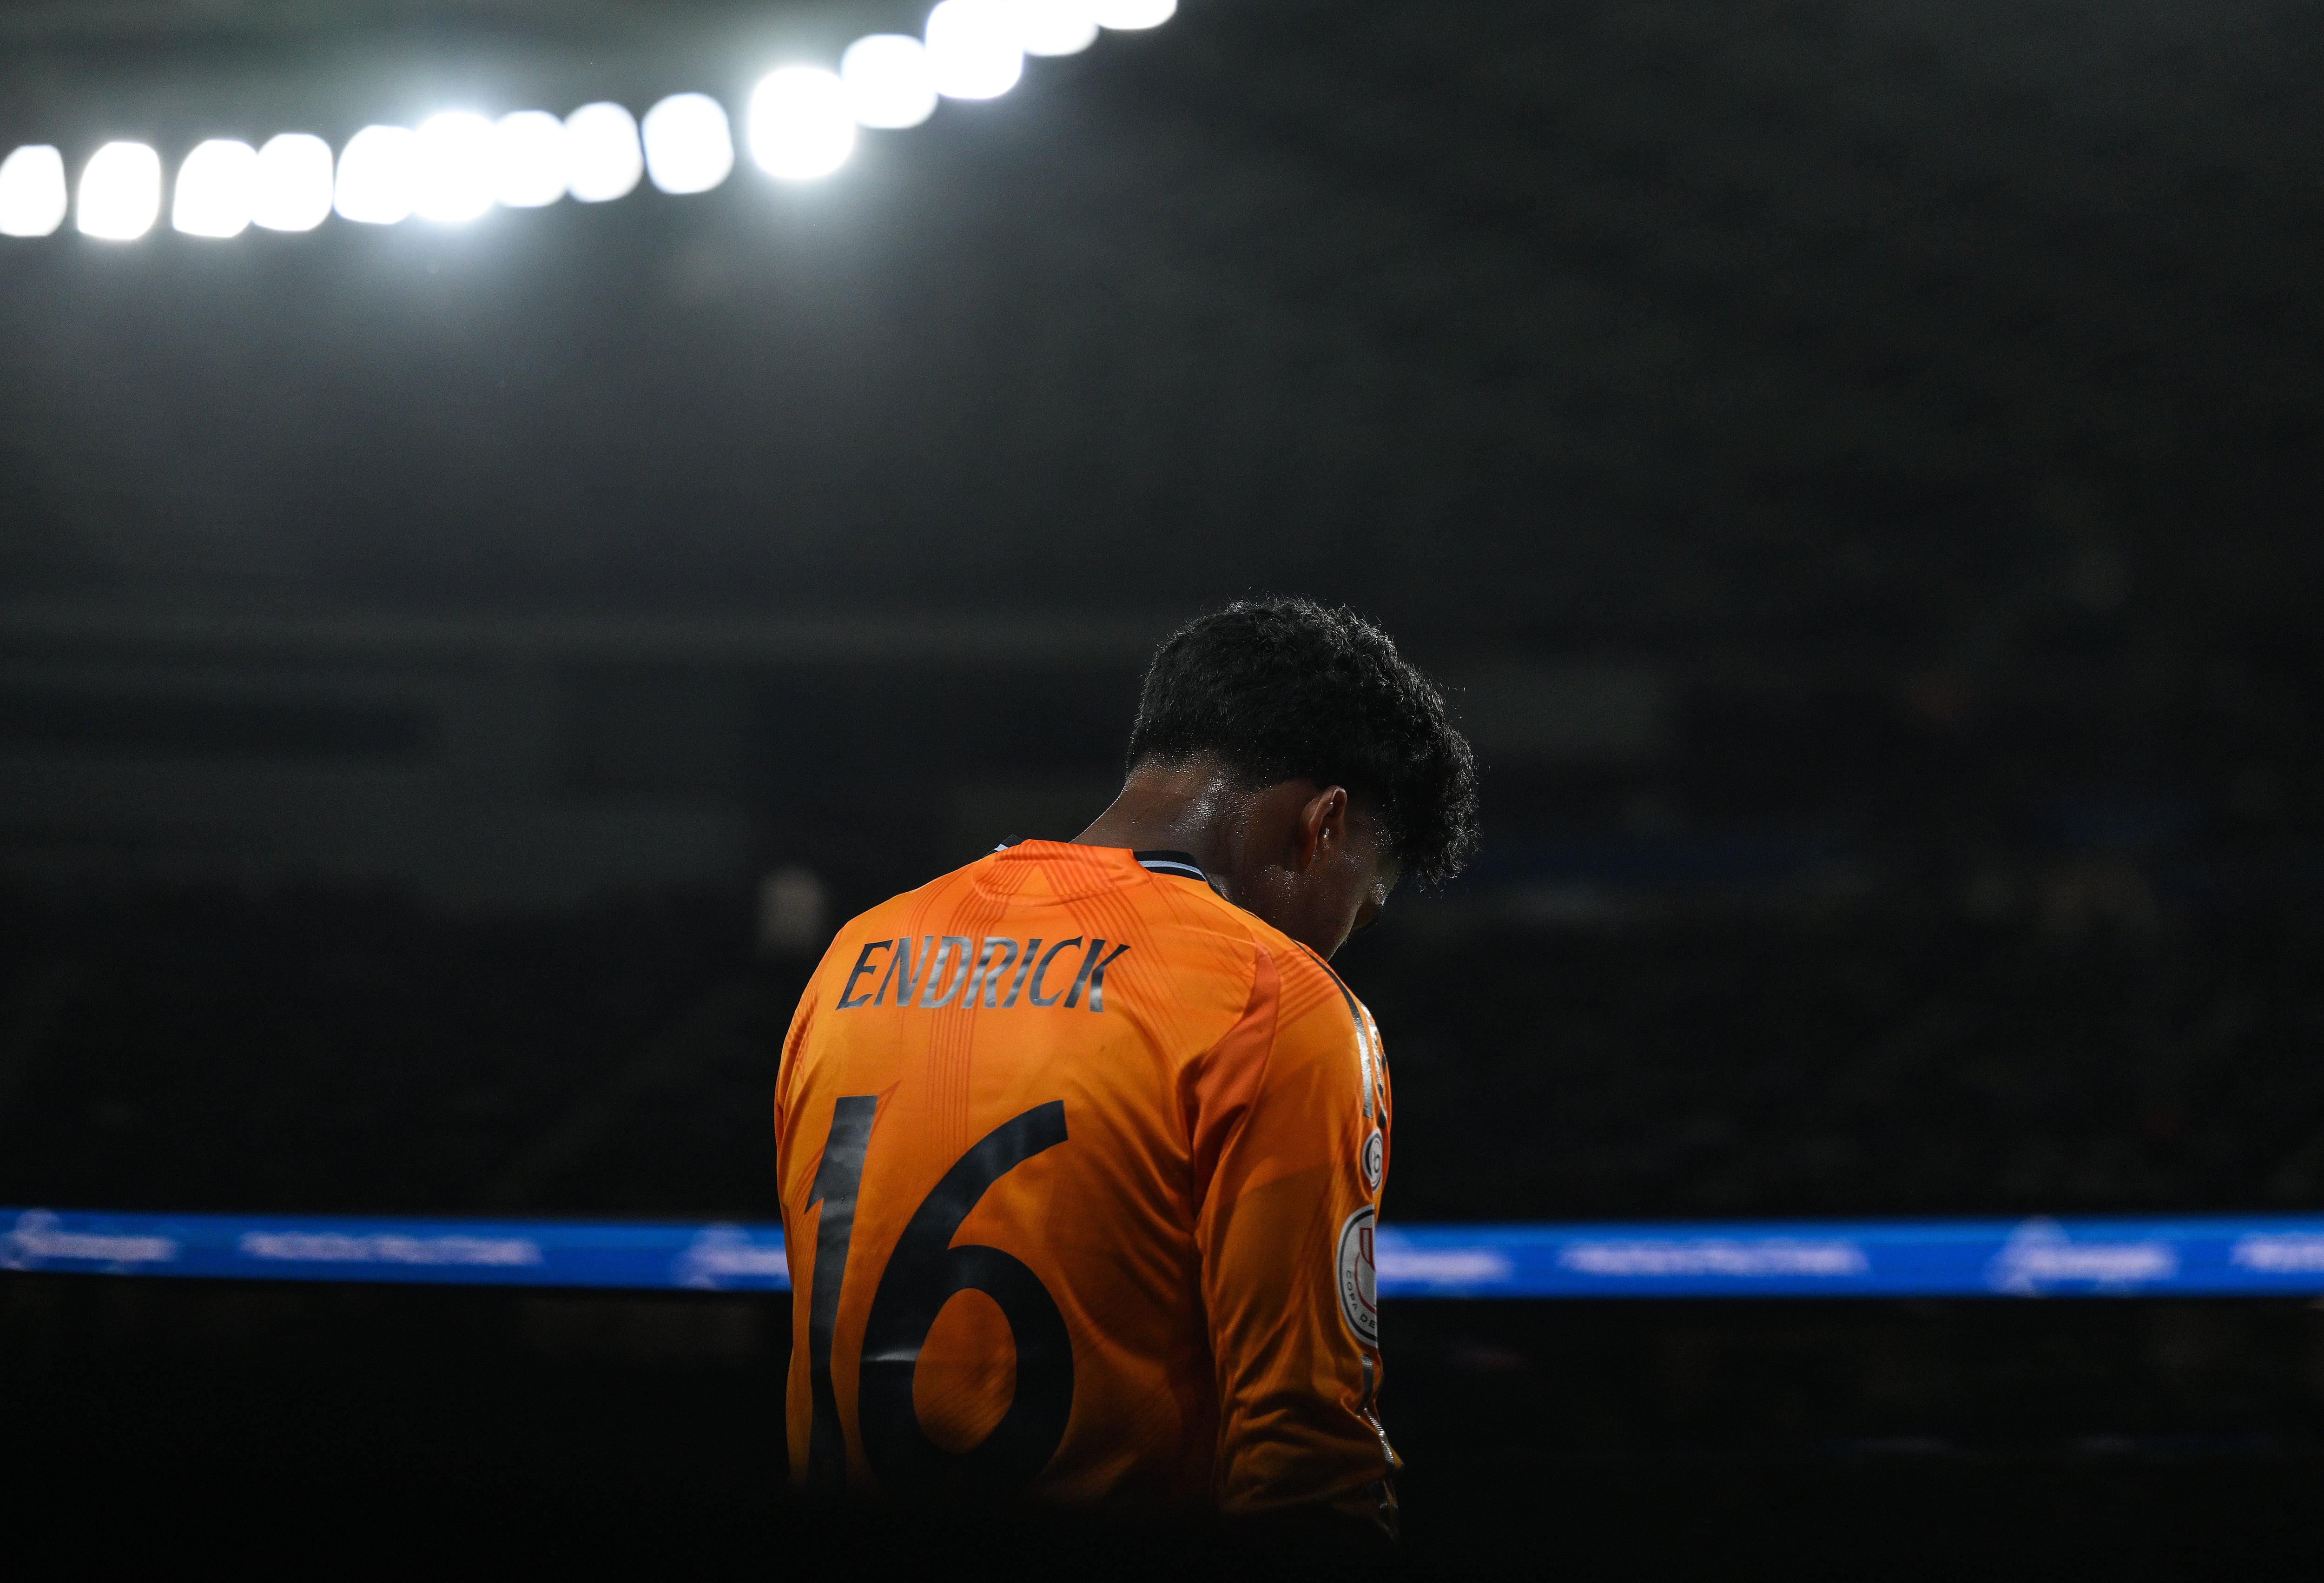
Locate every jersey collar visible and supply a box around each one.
[1131,850,1211,885]
[992,838,1215,892]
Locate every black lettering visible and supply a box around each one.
[858,1101,1074,1498]
[1059,939,1107,1008]
[804,1095,879,1494]
[836,941,893,1010]
[1001,938,1042,1007]
[964,938,1019,1007]
[1025,938,1083,1007]
[877,935,933,1007]
[917,936,975,1007]
[1073,942,1131,1012]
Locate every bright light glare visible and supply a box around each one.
[564,102,643,203]
[1011,0,1099,56]
[0,145,68,237]
[252,134,333,231]
[641,93,733,195]
[171,139,258,238]
[840,36,938,130]
[924,0,1024,100]
[1091,0,1175,27]
[748,68,856,180]
[413,112,498,223]
[78,141,163,240]
[335,125,419,224]
[492,112,567,208]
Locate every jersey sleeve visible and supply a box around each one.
[1187,939,1399,1537]
[772,957,832,1487]
[771,962,820,1156]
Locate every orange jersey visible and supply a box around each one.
[773,840,1398,1532]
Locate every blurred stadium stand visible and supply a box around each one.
[7,864,2324,1223]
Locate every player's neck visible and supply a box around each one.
[1071,756,1267,894]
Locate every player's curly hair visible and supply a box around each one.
[1126,598,1480,885]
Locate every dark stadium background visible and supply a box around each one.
[5,0,2324,1567]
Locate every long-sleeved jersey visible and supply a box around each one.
[773,840,1399,1533]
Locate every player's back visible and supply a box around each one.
[775,838,1394,1523]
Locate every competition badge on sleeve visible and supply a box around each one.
[1337,1205,1380,1347]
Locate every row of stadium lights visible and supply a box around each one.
[0,0,1174,241]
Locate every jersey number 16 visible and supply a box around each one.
[802,1098,1075,1499]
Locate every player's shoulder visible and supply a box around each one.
[1097,865,1362,1029]
[850,849,1002,926]
[830,882,939,938]
[805,861,984,980]
[1227,911,1369,1051]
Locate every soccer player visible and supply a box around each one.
[773,598,1479,1541]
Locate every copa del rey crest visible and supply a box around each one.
[1337,1205,1379,1348]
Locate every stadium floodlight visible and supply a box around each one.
[641,93,733,195]
[413,112,498,223]
[840,35,939,130]
[335,125,419,224]
[172,139,259,238]
[78,141,163,240]
[1091,0,1175,27]
[924,0,1025,100]
[252,134,333,231]
[564,102,643,203]
[0,145,69,237]
[492,111,568,208]
[748,68,856,180]
[1010,0,1100,57]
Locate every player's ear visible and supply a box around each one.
[1295,785,1348,870]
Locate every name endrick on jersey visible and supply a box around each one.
[837,936,1132,1013]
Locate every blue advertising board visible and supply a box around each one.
[0,1208,790,1291]
[8,1206,2324,1298]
